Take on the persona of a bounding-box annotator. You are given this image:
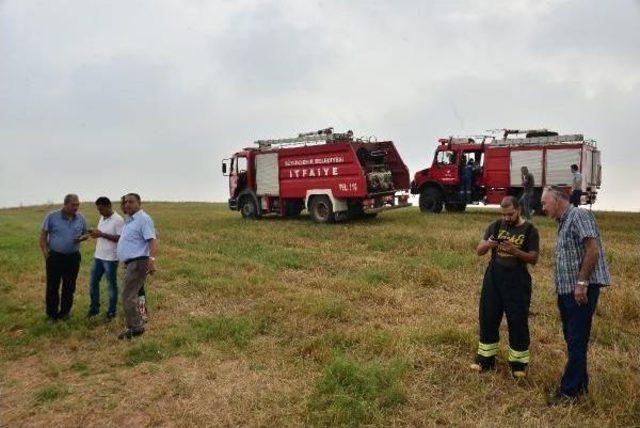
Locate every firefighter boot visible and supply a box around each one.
[470,355,496,373]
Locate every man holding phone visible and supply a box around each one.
[39,194,89,321]
[471,196,540,378]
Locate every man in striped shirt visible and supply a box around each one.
[541,186,611,405]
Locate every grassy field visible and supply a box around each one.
[1,203,639,427]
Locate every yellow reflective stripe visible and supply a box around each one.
[477,342,499,357]
[508,347,530,363]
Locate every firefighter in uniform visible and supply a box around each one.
[471,196,540,378]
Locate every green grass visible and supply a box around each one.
[126,340,166,366]
[308,353,407,426]
[34,383,70,403]
[1,203,639,426]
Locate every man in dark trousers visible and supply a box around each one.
[570,164,583,207]
[541,186,610,405]
[519,166,535,218]
[471,196,540,378]
[116,193,157,339]
[39,194,89,321]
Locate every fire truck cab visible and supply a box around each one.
[411,129,603,213]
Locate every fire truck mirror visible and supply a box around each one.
[222,159,230,176]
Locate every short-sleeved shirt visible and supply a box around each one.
[483,219,540,268]
[116,209,156,262]
[41,209,88,254]
[523,173,535,193]
[572,171,583,191]
[554,206,610,295]
[94,212,125,261]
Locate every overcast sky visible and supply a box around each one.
[1,0,638,210]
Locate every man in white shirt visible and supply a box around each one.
[87,197,125,320]
[570,164,583,207]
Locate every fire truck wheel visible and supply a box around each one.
[240,196,259,219]
[310,196,335,223]
[419,187,443,213]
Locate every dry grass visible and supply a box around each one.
[0,202,639,427]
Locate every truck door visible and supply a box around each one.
[230,155,248,198]
[432,150,458,185]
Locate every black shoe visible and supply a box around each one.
[104,313,116,322]
[118,328,144,340]
[58,313,71,321]
[470,355,496,372]
[87,311,99,318]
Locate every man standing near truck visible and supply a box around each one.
[471,196,540,378]
[570,164,583,207]
[519,166,534,218]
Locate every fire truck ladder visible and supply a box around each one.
[489,129,586,147]
[254,128,354,149]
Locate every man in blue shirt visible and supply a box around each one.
[39,194,89,321]
[116,193,158,339]
[541,186,610,405]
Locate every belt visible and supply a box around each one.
[124,256,149,265]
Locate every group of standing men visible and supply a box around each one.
[472,186,610,406]
[39,193,157,339]
[519,164,584,218]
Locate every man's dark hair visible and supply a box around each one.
[63,193,79,204]
[500,195,520,209]
[126,193,142,203]
[95,196,111,206]
[570,164,579,171]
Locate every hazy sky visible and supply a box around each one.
[1,1,639,210]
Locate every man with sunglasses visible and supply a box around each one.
[471,196,540,378]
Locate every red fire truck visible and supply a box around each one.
[222,128,411,223]
[410,129,603,213]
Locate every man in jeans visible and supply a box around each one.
[116,193,158,339]
[87,197,124,320]
[541,186,610,405]
[39,194,89,321]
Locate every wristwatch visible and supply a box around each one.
[577,280,587,286]
[149,257,156,261]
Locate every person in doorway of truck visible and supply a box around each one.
[519,166,535,218]
[471,196,540,379]
[120,195,149,323]
[461,159,474,203]
[570,164,583,207]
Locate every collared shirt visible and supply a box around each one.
[116,209,156,262]
[554,206,610,295]
[94,212,125,261]
[41,209,88,254]
[572,171,583,191]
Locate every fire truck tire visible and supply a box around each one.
[309,196,335,223]
[445,202,466,212]
[239,196,259,219]
[419,187,444,213]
